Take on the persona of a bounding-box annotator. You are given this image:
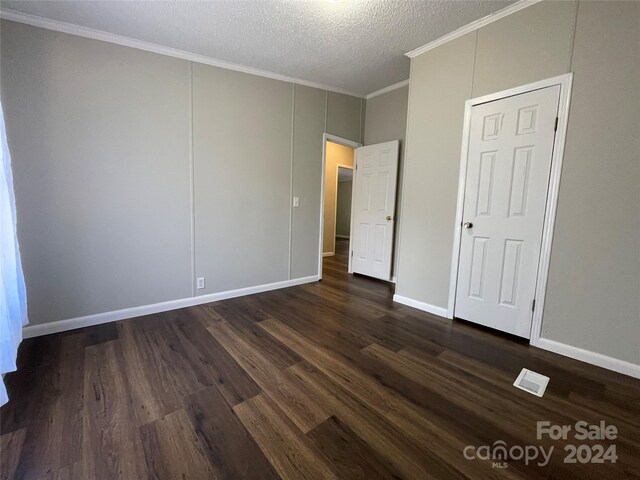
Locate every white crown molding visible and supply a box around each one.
[392,294,448,319]
[532,338,640,380]
[365,80,409,100]
[22,275,318,338]
[0,8,366,99]
[405,0,542,58]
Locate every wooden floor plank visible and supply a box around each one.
[437,347,640,438]
[117,319,188,424]
[306,414,404,479]
[288,361,451,480]
[184,386,279,479]
[207,318,330,433]
[82,322,119,347]
[173,309,263,407]
[3,334,85,480]
[260,318,520,480]
[365,344,541,434]
[0,428,25,480]
[213,301,303,368]
[37,461,83,480]
[82,341,147,479]
[140,409,215,480]
[2,239,639,479]
[233,393,337,480]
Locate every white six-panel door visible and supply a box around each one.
[351,141,399,281]
[455,86,560,338]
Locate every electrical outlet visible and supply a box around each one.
[293,196,300,207]
[196,277,205,290]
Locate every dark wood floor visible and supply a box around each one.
[2,238,639,479]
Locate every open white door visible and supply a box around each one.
[350,140,399,281]
[454,85,560,338]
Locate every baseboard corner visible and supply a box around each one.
[392,294,448,319]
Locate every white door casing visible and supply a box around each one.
[454,85,561,338]
[319,134,361,280]
[351,140,399,281]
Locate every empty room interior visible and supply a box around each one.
[1,0,639,478]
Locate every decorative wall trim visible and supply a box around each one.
[365,80,409,100]
[22,275,319,339]
[405,0,542,58]
[0,9,365,99]
[532,338,640,380]
[392,294,448,318]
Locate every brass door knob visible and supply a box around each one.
[463,222,473,229]
[386,215,392,221]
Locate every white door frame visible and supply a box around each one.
[319,133,362,280]
[446,73,573,346]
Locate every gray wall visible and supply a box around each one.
[335,179,352,238]
[326,92,364,143]
[290,85,326,279]
[364,85,409,278]
[0,20,193,324]
[0,19,364,325]
[541,1,640,363]
[192,64,292,294]
[397,32,476,304]
[396,1,640,365]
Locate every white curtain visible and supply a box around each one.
[0,100,28,406]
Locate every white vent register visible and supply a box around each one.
[513,368,550,397]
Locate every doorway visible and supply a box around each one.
[448,74,573,340]
[321,139,355,270]
[318,134,361,279]
[318,134,401,281]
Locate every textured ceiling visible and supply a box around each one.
[0,0,514,96]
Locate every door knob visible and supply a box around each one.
[463,222,473,229]
[386,215,392,221]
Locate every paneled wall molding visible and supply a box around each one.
[405,0,542,58]
[0,8,365,99]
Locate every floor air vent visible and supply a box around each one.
[513,368,549,397]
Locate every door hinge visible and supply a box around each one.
[351,250,354,258]
[554,117,559,132]
[532,299,536,312]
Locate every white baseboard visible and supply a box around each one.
[532,337,640,380]
[22,275,319,339]
[322,252,335,257]
[392,294,448,318]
